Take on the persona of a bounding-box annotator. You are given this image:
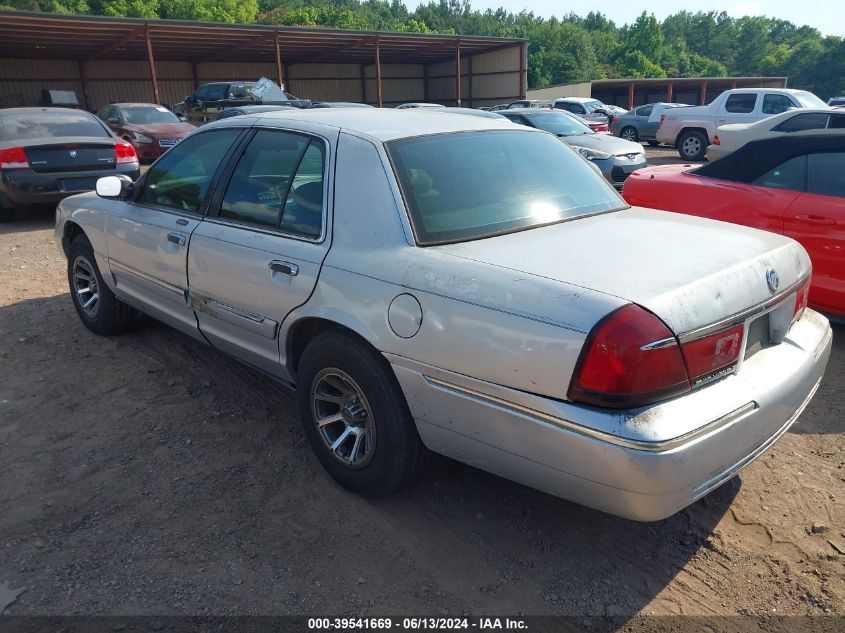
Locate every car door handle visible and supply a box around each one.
[794,214,835,225]
[166,232,187,246]
[269,260,299,276]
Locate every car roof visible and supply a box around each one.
[215,108,524,142]
[0,107,94,116]
[229,105,294,112]
[110,103,164,108]
[554,97,596,103]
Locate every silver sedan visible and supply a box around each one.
[55,109,831,521]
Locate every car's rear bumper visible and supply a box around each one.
[1,164,140,207]
[706,145,731,161]
[388,309,832,521]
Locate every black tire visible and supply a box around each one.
[620,126,639,142]
[677,130,708,161]
[296,331,427,496]
[0,205,15,223]
[67,234,139,336]
[647,140,659,147]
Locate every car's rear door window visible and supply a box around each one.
[807,152,845,198]
[829,114,845,129]
[139,129,241,215]
[387,130,624,245]
[773,113,830,132]
[725,94,758,113]
[751,155,807,191]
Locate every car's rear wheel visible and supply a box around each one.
[67,234,139,336]
[647,140,659,147]
[620,126,639,142]
[296,330,427,496]
[677,130,707,160]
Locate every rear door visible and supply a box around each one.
[187,123,336,378]
[104,128,245,334]
[784,151,845,314]
[637,105,656,138]
[719,93,759,126]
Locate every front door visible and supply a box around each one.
[104,128,244,334]
[187,125,336,377]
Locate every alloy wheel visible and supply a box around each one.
[72,255,100,317]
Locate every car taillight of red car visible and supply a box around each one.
[568,304,747,409]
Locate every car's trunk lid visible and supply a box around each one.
[23,137,116,173]
[432,206,811,336]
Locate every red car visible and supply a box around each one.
[97,103,195,162]
[623,135,845,318]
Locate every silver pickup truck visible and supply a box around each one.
[656,88,828,160]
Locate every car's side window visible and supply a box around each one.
[194,85,210,101]
[725,94,757,114]
[218,129,311,229]
[280,141,326,239]
[807,152,845,198]
[762,94,796,115]
[751,155,807,191]
[638,105,653,117]
[773,113,830,133]
[138,130,241,215]
[829,114,845,129]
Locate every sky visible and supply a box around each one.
[409,0,845,37]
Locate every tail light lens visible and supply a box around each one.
[793,277,811,322]
[0,147,29,169]
[115,142,138,165]
[570,304,749,409]
[659,115,666,127]
[568,304,690,408]
[713,135,720,145]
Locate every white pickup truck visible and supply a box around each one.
[656,88,828,160]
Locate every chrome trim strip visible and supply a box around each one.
[640,337,676,351]
[678,274,809,343]
[693,377,821,500]
[108,259,186,299]
[205,298,267,324]
[423,375,758,453]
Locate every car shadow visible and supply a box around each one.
[0,204,57,235]
[0,293,747,617]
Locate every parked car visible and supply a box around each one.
[506,100,552,109]
[55,109,831,521]
[309,102,374,109]
[488,104,510,111]
[657,88,829,160]
[174,81,310,124]
[828,97,845,107]
[707,108,845,161]
[553,97,613,126]
[624,135,845,318]
[610,103,689,144]
[212,104,297,121]
[0,107,139,222]
[395,103,445,109]
[98,103,195,162]
[435,107,508,120]
[499,109,646,188]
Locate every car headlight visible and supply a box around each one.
[133,132,153,144]
[576,147,612,161]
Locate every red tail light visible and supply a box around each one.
[115,142,138,165]
[713,135,721,145]
[568,304,690,408]
[659,115,666,127]
[680,324,743,386]
[0,146,29,169]
[793,277,811,322]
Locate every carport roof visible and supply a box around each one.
[0,10,525,65]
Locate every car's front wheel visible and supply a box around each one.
[296,331,427,496]
[677,130,708,160]
[620,126,639,142]
[67,235,139,336]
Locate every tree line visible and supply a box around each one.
[3,0,844,98]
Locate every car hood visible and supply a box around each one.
[561,133,644,155]
[431,207,810,336]
[123,123,195,136]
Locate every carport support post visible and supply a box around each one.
[699,80,708,106]
[455,40,461,107]
[275,31,284,89]
[627,82,634,110]
[666,81,673,103]
[78,60,90,111]
[144,25,161,105]
[374,36,382,108]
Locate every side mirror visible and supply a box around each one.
[106,117,119,125]
[96,175,134,200]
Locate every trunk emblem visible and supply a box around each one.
[766,267,779,293]
[69,150,77,159]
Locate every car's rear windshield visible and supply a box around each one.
[387,130,625,245]
[122,107,181,124]
[792,91,827,108]
[518,112,593,136]
[0,110,109,141]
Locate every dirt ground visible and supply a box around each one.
[0,162,843,619]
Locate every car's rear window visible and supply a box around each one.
[122,107,181,124]
[0,110,110,141]
[387,130,625,245]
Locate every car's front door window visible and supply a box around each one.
[807,152,845,198]
[762,94,796,115]
[139,130,241,215]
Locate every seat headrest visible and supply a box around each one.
[290,181,323,213]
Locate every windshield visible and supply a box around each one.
[792,91,827,108]
[583,100,605,113]
[122,107,181,124]
[520,112,593,136]
[387,130,625,245]
[0,110,109,141]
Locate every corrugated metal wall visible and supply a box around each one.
[0,45,523,111]
[526,82,593,101]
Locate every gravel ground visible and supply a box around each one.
[0,154,842,619]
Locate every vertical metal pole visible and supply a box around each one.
[191,61,199,90]
[731,79,737,89]
[78,60,90,111]
[519,43,526,99]
[627,82,634,109]
[666,81,673,103]
[360,63,367,104]
[455,40,461,107]
[423,63,428,102]
[144,25,160,105]
[467,54,473,109]
[275,31,284,89]
[699,80,707,105]
[375,36,382,108]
